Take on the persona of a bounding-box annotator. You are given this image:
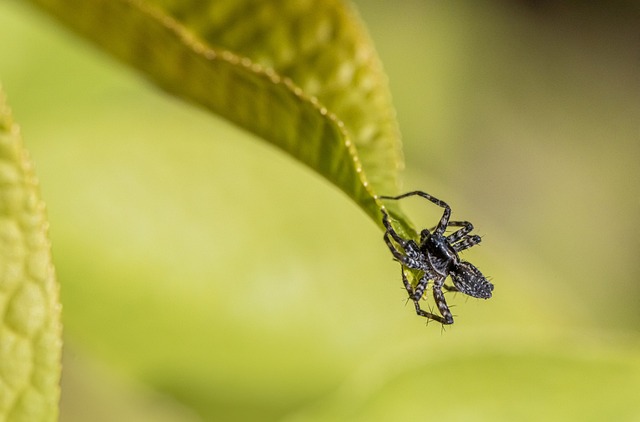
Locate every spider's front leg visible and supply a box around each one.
[446,221,474,243]
[445,221,482,253]
[380,191,452,236]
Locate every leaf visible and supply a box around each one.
[284,345,640,421]
[0,89,62,421]
[26,0,414,233]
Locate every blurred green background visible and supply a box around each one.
[1,0,640,420]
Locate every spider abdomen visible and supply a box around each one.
[450,261,493,299]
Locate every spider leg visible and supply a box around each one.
[382,210,428,271]
[413,272,431,301]
[414,301,443,326]
[382,211,408,246]
[445,221,474,243]
[412,298,452,325]
[405,274,454,325]
[380,191,451,236]
[400,268,434,301]
[452,235,482,253]
[432,278,455,324]
[384,233,425,270]
[383,232,409,261]
[399,267,416,298]
[419,228,431,245]
[443,220,482,253]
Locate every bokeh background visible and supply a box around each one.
[1,0,640,420]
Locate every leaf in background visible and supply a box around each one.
[0,89,62,421]
[27,0,413,232]
[283,345,640,421]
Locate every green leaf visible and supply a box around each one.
[27,0,413,233]
[285,345,640,421]
[0,89,62,421]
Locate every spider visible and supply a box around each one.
[380,191,493,325]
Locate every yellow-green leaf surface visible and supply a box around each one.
[0,90,61,421]
[283,343,640,421]
[5,2,640,421]
[28,0,412,231]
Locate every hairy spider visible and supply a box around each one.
[380,191,493,325]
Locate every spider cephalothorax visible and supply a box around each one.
[380,191,493,325]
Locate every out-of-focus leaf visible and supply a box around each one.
[283,344,640,421]
[26,0,413,232]
[0,89,62,421]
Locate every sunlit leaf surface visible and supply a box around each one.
[0,89,61,421]
[7,1,639,421]
[27,0,412,231]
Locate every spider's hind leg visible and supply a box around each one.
[405,273,454,325]
[430,278,455,324]
[400,268,431,302]
[412,299,453,325]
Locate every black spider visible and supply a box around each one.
[380,191,493,325]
